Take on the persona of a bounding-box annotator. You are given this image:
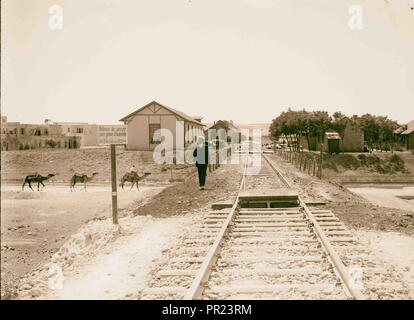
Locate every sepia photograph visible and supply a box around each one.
[1,0,414,308]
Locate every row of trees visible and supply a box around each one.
[269,109,406,152]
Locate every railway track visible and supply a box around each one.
[140,153,409,300]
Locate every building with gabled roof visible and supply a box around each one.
[401,119,414,150]
[119,100,205,150]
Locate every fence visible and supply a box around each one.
[275,149,322,178]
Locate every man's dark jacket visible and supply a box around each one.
[193,142,209,166]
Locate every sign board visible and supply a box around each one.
[98,125,127,145]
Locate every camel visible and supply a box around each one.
[70,172,98,192]
[119,172,151,191]
[22,174,55,191]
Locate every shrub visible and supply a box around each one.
[335,154,360,169]
[46,140,57,148]
[388,154,405,173]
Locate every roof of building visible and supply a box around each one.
[119,100,203,126]
[401,120,414,135]
[325,131,341,139]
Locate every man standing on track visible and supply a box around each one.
[193,136,209,190]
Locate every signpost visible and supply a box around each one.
[111,144,118,224]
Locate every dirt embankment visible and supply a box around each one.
[321,152,414,182]
[267,154,414,236]
[133,163,243,218]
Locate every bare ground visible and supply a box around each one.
[1,185,165,299]
[1,148,195,299]
[1,148,195,184]
[10,163,243,299]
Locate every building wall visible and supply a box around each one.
[126,114,179,150]
[303,123,364,152]
[127,116,149,150]
[408,133,414,150]
[124,104,203,151]
[1,118,127,150]
[340,124,364,152]
[81,125,99,146]
[1,121,81,151]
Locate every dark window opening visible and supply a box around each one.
[149,124,161,144]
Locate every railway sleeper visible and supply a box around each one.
[321,226,347,231]
[323,231,351,236]
[238,211,301,216]
[236,218,305,223]
[223,245,322,252]
[232,227,308,232]
[204,216,228,220]
[314,217,340,222]
[205,283,340,294]
[240,208,300,213]
[210,268,328,276]
[230,237,318,244]
[237,214,304,218]
[318,222,345,227]
[231,231,313,237]
[234,223,308,228]
[217,255,323,263]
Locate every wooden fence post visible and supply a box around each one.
[318,143,323,179]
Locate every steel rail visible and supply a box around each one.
[262,153,366,300]
[183,162,247,300]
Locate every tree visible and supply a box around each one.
[308,111,331,150]
[270,109,403,154]
[270,109,311,151]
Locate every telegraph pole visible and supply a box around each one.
[111,144,118,224]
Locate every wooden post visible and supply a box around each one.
[318,142,323,179]
[111,144,118,224]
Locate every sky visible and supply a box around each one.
[1,0,414,125]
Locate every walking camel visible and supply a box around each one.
[70,172,98,192]
[119,172,151,191]
[22,174,55,191]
